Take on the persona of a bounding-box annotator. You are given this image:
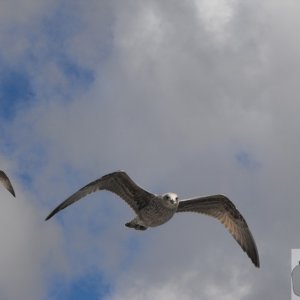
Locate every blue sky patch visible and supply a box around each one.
[235,150,261,171]
[50,271,112,300]
[59,56,95,87]
[0,69,34,120]
[121,234,145,272]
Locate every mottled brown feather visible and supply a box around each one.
[176,194,259,267]
[45,170,154,220]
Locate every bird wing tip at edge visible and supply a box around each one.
[253,248,260,268]
[45,210,56,221]
[248,227,260,268]
[45,214,51,221]
[251,253,260,268]
[245,232,260,268]
[10,188,16,197]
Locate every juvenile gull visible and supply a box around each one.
[45,170,259,267]
[0,170,15,197]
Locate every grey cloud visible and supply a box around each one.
[0,174,68,300]
[0,0,299,299]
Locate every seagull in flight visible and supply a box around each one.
[0,170,15,197]
[45,170,259,267]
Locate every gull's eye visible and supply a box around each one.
[176,197,178,201]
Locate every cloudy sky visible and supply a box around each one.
[0,0,299,299]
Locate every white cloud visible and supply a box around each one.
[108,264,252,300]
[193,0,237,41]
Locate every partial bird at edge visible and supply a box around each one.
[0,170,15,197]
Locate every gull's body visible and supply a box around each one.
[46,170,259,267]
[0,170,15,197]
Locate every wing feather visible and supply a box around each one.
[45,170,154,220]
[176,194,259,267]
[0,170,15,197]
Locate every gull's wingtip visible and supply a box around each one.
[8,189,16,197]
[253,252,260,268]
[246,234,260,268]
[45,210,57,221]
[10,188,16,197]
[45,215,51,221]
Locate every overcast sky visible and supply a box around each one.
[0,0,300,299]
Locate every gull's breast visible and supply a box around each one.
[139,199,176,227]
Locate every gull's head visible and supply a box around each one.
[162,192,179,208]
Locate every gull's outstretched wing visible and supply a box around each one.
[45,170,154,220]
[176,194,259,267]
[0,170,15,197]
